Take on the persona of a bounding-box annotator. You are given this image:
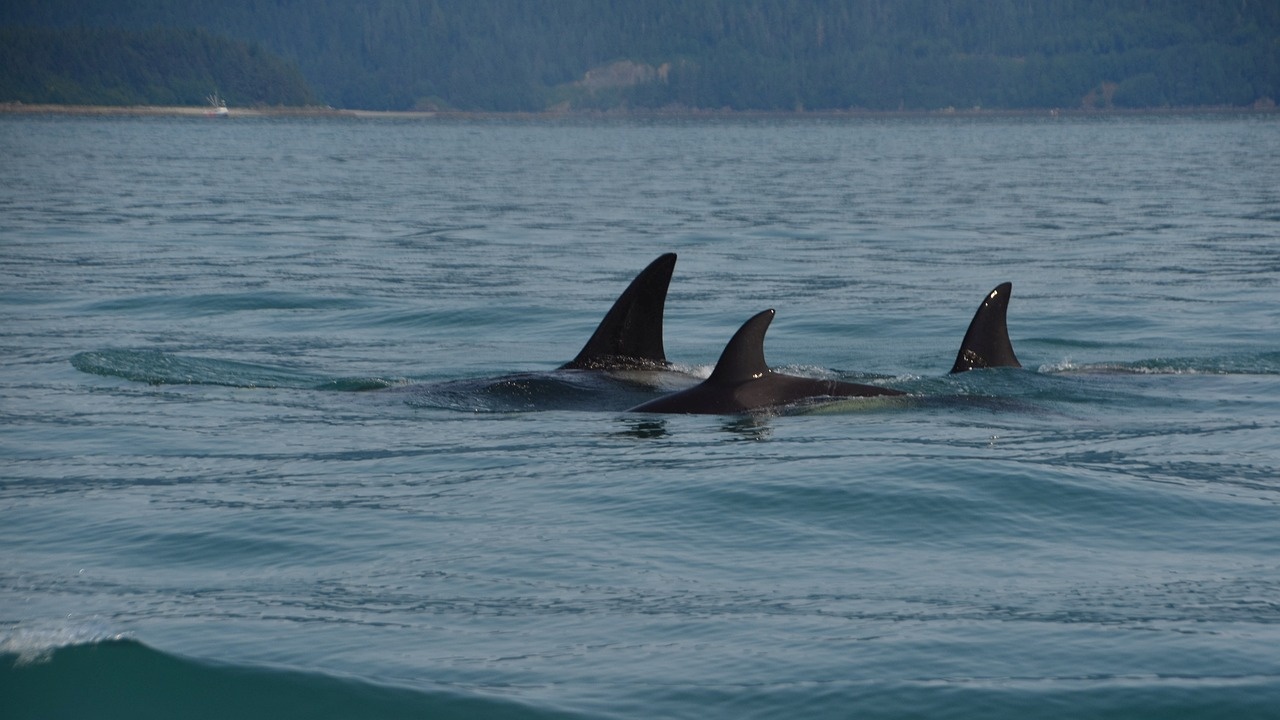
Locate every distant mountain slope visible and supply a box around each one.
[3,0,1276,111]
[0,26,315,107]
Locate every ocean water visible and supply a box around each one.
[2,112,1279,719]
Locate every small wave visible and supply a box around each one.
[0,622,129,666]
[71,349,322,388]
[315,376,403,391]
[1,632,581,720]
[82,292,365,317]
[70,349,396,390]
[667,362,713,380]
[1042,351,1280,376]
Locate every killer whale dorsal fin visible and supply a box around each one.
[950,282,1021,373]
[708,309,775,383]
[562,253,676,370]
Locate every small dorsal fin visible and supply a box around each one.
[709,309,774,382]
[950,282,1021,373]
[562,253,676,370]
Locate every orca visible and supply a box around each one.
[395,253,694,412]
[628,282,1021,415]
[561,252,676,370]
[627,308,905,415]
[949,282,1021,373]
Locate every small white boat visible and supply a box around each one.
[205,92,229,118]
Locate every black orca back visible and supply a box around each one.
[630,308,902,415]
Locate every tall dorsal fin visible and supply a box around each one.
[950,282,1021,373]
[562,253,676,370]
[708,309,774,383]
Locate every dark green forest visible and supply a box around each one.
[0,27,314,106]
[2,0,1277,111]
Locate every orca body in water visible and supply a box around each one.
[629,283,1021,415]
[626,308,903,415]
[396,253,697,411]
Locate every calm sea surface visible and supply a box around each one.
[2,113,1279,719]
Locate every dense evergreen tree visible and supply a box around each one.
[2,0,1276,111]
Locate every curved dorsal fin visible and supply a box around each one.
[562,253,676,370]
[950,282,1021,373]
[709,309,774,383]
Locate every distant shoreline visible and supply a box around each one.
[0,103,361,118]
[2,101,1276,120]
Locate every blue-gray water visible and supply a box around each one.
[2,113,1279,719]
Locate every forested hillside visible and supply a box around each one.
[3,0,1276,111]
[0,27,314,107]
